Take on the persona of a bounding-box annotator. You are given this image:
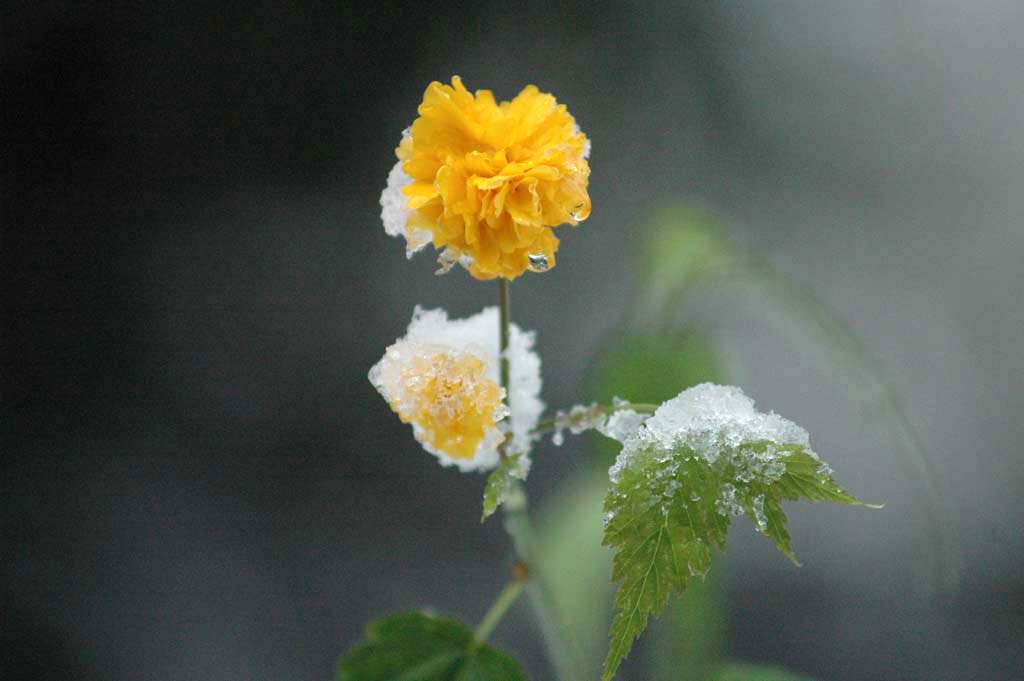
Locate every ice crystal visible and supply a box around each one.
[610,383,813,487]
[549,397,650,447]
[551,402,604,445]
[379,131,432,258]
[598,408,648,443]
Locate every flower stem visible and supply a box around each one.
[498,278,511,416]
[496,279,583,681]
[471,578,525,649]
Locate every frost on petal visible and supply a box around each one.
[574,123,592,160]
[369,306,543,473]
[379,132,432,258]
[505,323,543,462]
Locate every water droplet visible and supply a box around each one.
[527,253,549,272]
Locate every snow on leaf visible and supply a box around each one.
[600,384,876,681]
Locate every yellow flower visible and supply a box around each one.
[387,350,505,461]
[369,307,544,472]
[381,76,591,280]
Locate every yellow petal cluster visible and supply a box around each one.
[399,76,591,280]
[388,350,505,461]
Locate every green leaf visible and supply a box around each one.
[481,455,524,522]
[584,329,728,680]
[600,387,875,681]
[337,611,527,681]
[601,451,726,681]
[636,202,956,594]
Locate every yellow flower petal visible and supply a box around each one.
[395,76,591,280]
[368,307,544,472]
[391,351,505,460]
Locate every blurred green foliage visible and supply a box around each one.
[539,202,947,679]
[637,204,956,594]
[715,662,816,681]
[589,332,724,466]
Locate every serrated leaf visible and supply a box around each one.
[337,611,527,681]
[481,455,523,522]
[636,203,955,594]
[601,411,873,681]
[601,454,729,681]
[583,328,728,680]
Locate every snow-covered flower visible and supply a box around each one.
[380,76,591,281]
[368,306,543,472]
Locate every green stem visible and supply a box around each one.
[503,483,581,681]
[499,278,511,420]
[532,401,660,436]
[496,280,583,681]
[471,579,525,648]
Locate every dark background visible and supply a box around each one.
[3,2,1022,680]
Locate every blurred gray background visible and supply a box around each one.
[3,1,1022,679]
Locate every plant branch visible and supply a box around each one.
[496,279,583,681]
[499,278,511,422]
[531,401,660,436]
[471,578,526,649]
